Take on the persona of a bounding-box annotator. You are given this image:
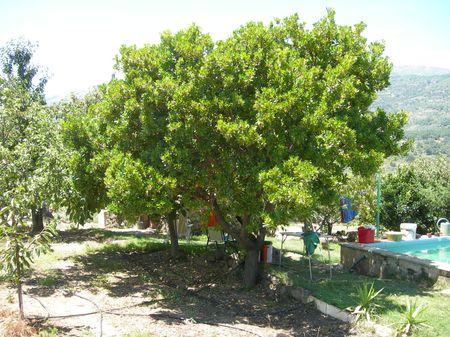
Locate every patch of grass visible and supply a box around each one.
[271,259,449,337]
[99,237,166,254]
[57,228,132,243]
[87,232,208,256]
[36,273,58,287]
[267,236,341,264]
[179,238,208,256]
[73,232,209,279]
[32,248,73,273]
[155,287,184,305]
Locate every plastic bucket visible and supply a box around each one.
[358,227,375,243]
[441,222,450,236]
[400,223,417,240]
[386,231,403,241]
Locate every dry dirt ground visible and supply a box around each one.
[1,228,371,337]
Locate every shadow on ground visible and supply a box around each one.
[16,227,432,336]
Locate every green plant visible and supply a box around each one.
[6,290,14,303]
[381,156,450,233]
[39,327,58,337]
[270,263,448,336]
[396,299,431,336]
[0,200,56,318]
[349,282,384,322]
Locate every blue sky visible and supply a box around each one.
[1,0,449,98]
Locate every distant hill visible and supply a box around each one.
[392,66,450,76]
[373,66,450,164]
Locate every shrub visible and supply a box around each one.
[381,156,450,233]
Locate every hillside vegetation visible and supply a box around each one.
[373,66,450,162]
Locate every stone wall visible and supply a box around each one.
[340,242,449,283]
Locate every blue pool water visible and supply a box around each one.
[370,237,450,264]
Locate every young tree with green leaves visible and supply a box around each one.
[0,40,66,317]
[0,200,55,319]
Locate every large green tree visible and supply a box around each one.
[164,11,408,285]
[72,11,408,285]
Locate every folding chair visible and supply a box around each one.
[206,228,227,252]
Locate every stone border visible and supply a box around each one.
[281,285,353,322]
[282,285,393,337]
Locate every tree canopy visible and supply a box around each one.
[0,38,47,105]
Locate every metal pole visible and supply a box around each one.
[376,173,381,237]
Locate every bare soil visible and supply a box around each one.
[0,228,370,337]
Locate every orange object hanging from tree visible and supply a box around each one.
[207,210,216,227]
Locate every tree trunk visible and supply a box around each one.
[17,280,24,319]
[167,209,179,258]
[15,242,24,319]
[210,200,265,286]
[31,208,44,234]
[242,226,266,287]
[243,245,260,287]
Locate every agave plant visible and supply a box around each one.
[349,282,384,322]
[396,299,431,336]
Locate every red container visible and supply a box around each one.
[358,227,375,243]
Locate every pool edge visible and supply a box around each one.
[340,242,450,282]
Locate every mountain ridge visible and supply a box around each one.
[374,66,450,162]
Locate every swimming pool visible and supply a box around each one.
[340,237,450,282]
[370,237,450,264]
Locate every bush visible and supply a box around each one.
[381,156,450,233]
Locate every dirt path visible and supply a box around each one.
[0,229,369,337]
